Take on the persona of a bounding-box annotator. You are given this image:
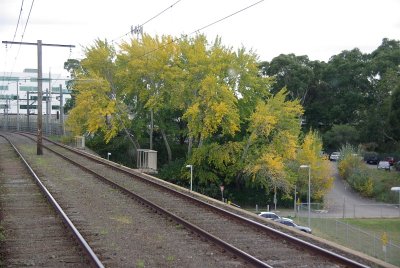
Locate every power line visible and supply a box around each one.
[140,0,264,58]
[20,0,35,43]
[111,0,182,43]
[11,0,25,45]
[5,0,35,83]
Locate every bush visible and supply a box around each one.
[346,169,374,197]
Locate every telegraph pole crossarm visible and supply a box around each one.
[2,40,75,155]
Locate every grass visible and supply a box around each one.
[294,216,400,266]
[342,218,400,244]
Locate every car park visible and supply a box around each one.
[329,152,340,161]
[377,161,391,171]
[276,219,312,234]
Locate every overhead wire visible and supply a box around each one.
[139,0,264,58]
[11,0,25,46]
[111,0,182,44]
[5,0,35,82]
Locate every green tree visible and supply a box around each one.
[322,124,359,151]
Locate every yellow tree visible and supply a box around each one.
[178,36,241,153]
[66,40,135,146]
[296,130,334,200]
[245,89,304,193]
[118,34,182,161]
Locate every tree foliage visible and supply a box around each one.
[62,35,400,205]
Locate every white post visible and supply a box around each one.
[308,166,311,228]
[294,185,297,214]
[186,165,193,191]
[300,164,311,228]
[16,82,19,131]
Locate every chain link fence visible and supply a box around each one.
[296,204,400,266]
[0,114,66,136]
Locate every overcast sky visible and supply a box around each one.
[1,0,399,76]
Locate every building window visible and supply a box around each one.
[20,86,38,92]
[0,76,19,82]
[20,105,37,110]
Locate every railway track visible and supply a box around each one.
[0,134,103,267]
[3,132,390,267]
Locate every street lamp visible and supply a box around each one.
[186,165,193,191]
[391,186,400,217]
[300,164,311,228]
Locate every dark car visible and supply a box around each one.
[365,155,379,165]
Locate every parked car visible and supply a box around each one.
[364,152,379,165]
[258,212,293,222]
[377,161,391,171]
[385,157,395,166]
[276,219,312,234]
[329,152,340,161]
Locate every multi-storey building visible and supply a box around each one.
[0,68,72,134]
[0,68,71,116]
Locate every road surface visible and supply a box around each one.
[324,161,400,218]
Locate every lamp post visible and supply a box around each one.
[391,186,400,217]
[300,164,311,228]
[186,165,193,191]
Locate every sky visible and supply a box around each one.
[1,0,399,76]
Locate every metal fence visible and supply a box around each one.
[296,205,400,266]
[0,114,66,136]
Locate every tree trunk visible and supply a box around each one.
[188,136,193,156]
[150,109,154,150]
[160,128,172,163]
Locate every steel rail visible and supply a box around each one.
[20,132,370,267]
[17,133,270,267]
[0,134,104,268]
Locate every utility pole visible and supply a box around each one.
[2,40,74,155]
[59,84,65,135]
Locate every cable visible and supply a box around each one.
[20,0,35,43]
[111,0,182,43]
[11,0,25,46]
[5,0,35,83]
[2,0,25,84]
[140,0,264,58]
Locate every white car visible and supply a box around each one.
[329,152,341,161]
[377,161,390,171]
[277,219,312,234]
[259,212,293,222]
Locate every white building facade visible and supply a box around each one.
[0,68,71,135]
[0,68,71,115]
